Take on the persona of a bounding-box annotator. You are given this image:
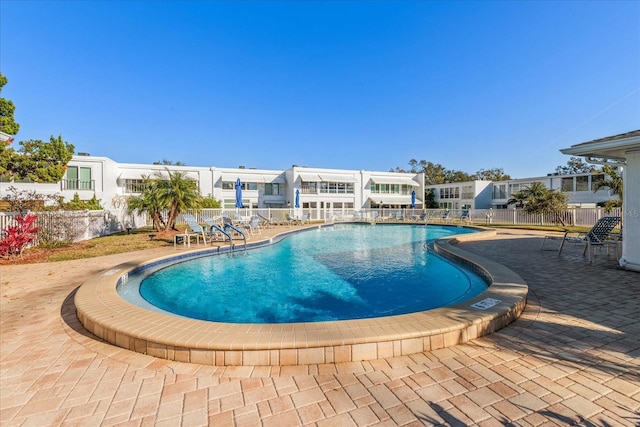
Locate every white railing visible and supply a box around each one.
[0,207,623,246]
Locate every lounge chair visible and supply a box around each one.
[285,213,298,225]
[245,215,262,235]
[459,210,472,224]
[200,215,228,241]
[412,211,428,222]
[440,210,451,223]
[179,214,208,246]
[257,214,273,228]
[541,216,621,262]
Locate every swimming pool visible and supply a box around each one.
[75,224,528,366]
[124,224,487,323]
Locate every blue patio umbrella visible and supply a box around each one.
[235,178,244,208]
[295,188,300,208]
[411,190,416,208]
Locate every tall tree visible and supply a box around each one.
[153,159,186,166]
[1,135,75,182]
[421,161,449,184]
[472,167,511,181]
[555,157,599,175]
[0,72,20,135]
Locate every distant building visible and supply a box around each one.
[425,171,618,211]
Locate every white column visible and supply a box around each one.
[621,151,640,271]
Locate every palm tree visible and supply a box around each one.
[126,175,166,231]
[155,169,202,231]
[507,182,548,208]
[593,165,623,201]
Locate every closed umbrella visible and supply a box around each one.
[411,190,416,209]
[295,188,300,208]
[235,178,244,208]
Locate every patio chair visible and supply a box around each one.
[440,210,451,223]
[541,216,621,262]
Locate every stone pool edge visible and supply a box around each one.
[74,225,528,366]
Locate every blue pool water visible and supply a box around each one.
[121,224,488,323]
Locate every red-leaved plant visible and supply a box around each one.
[0,214,40,260]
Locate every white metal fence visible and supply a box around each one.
[0,209,141,245]
[0,207,623,245]
[179,207,622,228]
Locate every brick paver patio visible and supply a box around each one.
[1,228,638,426]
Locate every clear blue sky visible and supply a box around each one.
[1,1,638,178]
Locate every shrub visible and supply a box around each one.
[0,214,40,259]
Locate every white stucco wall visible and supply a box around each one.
[621,151,640,271]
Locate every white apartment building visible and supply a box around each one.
[0,153,618,218]
[426,172,618,211]
[0,155,424,219]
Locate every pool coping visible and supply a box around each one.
[74,224,528,366]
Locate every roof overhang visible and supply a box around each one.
[369,176,420,186]
[297,173,357,183]
[118,170,200,180]
[221,174,285,183]
[560,130,640,166]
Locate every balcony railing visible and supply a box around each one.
[62,180,95,191]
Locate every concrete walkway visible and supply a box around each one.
[1,228,638,426]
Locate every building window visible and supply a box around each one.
[123,179,146,193]
[561,177,574,192]
[370,184,412,195]
[264,183,280,195]
[64,166,94,190]
[576,176,588,191]
[461,185,473,199]
[493,184,506,199]
[222,181,257,190]
[318,181,354,194]
[301,181,317,194]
